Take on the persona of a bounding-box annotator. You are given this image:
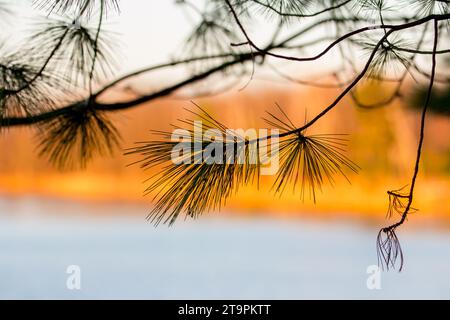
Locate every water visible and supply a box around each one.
[0,196,449,299]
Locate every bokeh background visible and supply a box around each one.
[0,0,449,299]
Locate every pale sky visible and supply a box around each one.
[8,0,195,71]
[4,1,353,83]
[4,1,432,91]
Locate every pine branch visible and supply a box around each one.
[0,0,448,270]
[377,18,440,272]
[126,103,358,225]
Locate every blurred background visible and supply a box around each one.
[0,0,449,299]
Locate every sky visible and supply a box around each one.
[4,0,435,92]
[8,0,193,71]
[6,0,288,91]
[7,1,318,74]
[106,0,195,70]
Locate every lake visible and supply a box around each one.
[0,196,449,299]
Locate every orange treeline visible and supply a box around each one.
[0,85,449,221]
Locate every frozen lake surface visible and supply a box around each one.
[0,196,449,299]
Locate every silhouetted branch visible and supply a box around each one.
[1,0,449,270]
[378,18,440,271]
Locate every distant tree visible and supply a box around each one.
[412,58,450,114]
[0,0,449,271]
